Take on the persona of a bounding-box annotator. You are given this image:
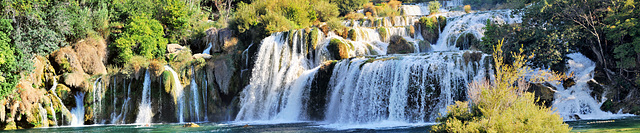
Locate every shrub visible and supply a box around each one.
[464,5,472,13]
[431,40,571,132]
[230,0,318,35]
[344,13,365,20]
[111,15,168,65]
[378,27,388,40]
[332,0,369,15]
[262,12,296,34]
[428,1,441,14]
[0,19,19,99]
[313,0,340,22]
[161,0,191,43]
[327,18,345,31]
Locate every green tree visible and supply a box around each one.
[331,0,369,16]
[111,15,168,64]
[162,0,191,43]
[428,0,440,14]
[0,19,19,99]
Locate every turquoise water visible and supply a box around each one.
[9,117,640,132]
[7,122,432,132]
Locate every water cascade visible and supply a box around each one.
[552,53,633,120]
[165,65,186,123]
[70,92,85,126]
[433,10,521,51]
[38,104,48,127]
[135,69,153,124]
[92,77,104,124]
[190,66,201,122]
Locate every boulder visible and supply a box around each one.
[193,54,213,60]
[387,35,415,54]
[214,59,233,94]
[455,33,480,50]
[204,28,237,54]
[327,39,350,60]
[167,44,185,54]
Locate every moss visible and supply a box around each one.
[378,27,387,40]
[307,27,320,51]
[327,39,350,60]
[348,29,357,41]
[408,26,415,38]
[387,35,414,54]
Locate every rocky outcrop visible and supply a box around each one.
[204,28,237,54]
[456,33,480,50]
[167,44,185,54]
[327,39,350,60]
[387,35,415,54]
[72,37,107,75]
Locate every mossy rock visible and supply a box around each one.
[307,28,320,51]
[387,35,415,54]
[462,51,483,64]
[455,33,480,50]
[418,40,432,52]
[378,28,387,41]
[348,29,357,41]
[327,39,350,60]
[527,83,556,107]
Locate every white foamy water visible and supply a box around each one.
[552,53,634,120]
[135,69,153,124]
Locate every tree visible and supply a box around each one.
[111,15,168,64]
[428,0,441,14]
[0,19,19,99]
[331,0,369,16]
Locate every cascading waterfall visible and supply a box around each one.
[70,92,85,126]
[135,69,153,124]
[432,10,521,51]
[93,77,104,124]
[552,53,633,120]
[236,21,491,125]
[324,53,488,124]
[165,65,186,123]
[203,43,213,55]
[38,104,49,127]
[190,66,201,122]
[111,80,131,124]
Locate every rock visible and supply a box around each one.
[387,35,415,54]
[463,51,483,64]
[183,122,199,127]
[327,39,350,60]
[563,78,576,88]
[204,28,237,54]
[527,83,556,107]
[167,44,185,54]
[418,40,432,52]
[214,59,233,94]
[455,33,480,50]
[588,80,605,102]
[193,54,212,60]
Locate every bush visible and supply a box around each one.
[464,5,472,13]
[344,13,365,20]
[230,0,318,35]
[313,1,340,22]
[0,19,19,99]
[428,1,441,14]
[378,27,388,40]
[161,0,191,43]
[111,15,168,65]
[332,0,369,16]
[327,18,345,31]
[431,41,571,132]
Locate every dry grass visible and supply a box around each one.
[71,36,108,75]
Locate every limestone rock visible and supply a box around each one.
[193,54,213,60]
[72,37,108,75]
[204,28,237,54]
[387,35,415,54]
[214,59,233,94]
[167,44,185,54]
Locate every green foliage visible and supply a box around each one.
[161,0,195,43]
[331,0,369,16]
[606,0,640,69]
[313,1,340,22]
[230,0,318,35]
[111,15,168,65]
[327,39,350,60]
[327,18,345,31]
[432,41,571,133]
[378,27,387,40]
[428,1,441,14]
[0,19,19,99]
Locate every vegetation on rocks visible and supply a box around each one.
[432,41,571,132]
[327,39,351,60]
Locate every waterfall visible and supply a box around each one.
[236,26,490,125]
[432,10,521,51]
[38,104,49,127]
[111,79,131,124]
[49,77,70,126]
[135,69,153,124]
[324,53,487,124]
[236,31,322,121]
[92,77,104,124]
[49,102,57,126]
[70,92,85,126]
[552,53,633,120]
[203,43,213,55]
[190,66,201,122]
[164,65,185,123]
